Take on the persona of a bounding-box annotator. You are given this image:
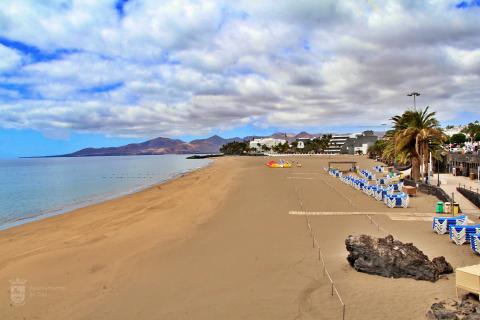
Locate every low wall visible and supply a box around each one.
[457,187,480,209]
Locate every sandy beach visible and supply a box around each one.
[1,155,478,319]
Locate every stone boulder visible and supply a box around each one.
[427,296,480,319]
[345,234,453,282]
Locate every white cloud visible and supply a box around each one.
[0,44,22,72]
[0,0,480,137]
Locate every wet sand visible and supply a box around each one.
[1,155,477,319]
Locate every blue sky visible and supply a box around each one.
[1,0,480,157]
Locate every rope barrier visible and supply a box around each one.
[365,214,391,236]
[294,183,346,319]
[292,169,400,320]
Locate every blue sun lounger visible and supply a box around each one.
[433,216,468,235]
[450,225,480,245]
[470,234,480,254]
[374,187,390,201]
[384,193,409,208]
[359,169,376,181]
[377,177,387,185]
[387,183,403,192]
[363,185,379,197]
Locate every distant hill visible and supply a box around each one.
[188,135,242,154]
[56,131,358,157]
[62,135,243,157]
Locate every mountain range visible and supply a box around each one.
[59,132,320,157]
[59,131,383,157]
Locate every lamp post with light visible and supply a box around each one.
[407,92,420,110]
[407,91,424,180]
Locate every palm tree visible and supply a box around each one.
[386,107,446,181]
[462,121,480,143]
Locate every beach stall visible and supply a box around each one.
[456,265,480,297]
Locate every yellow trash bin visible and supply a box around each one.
[453,203,460,215]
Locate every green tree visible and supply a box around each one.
[219,141,249,155]
[367,139,386,158]
[272,142,290,154]
[385,107,446,181]
[462,121,480,142]
[449,133,467,144]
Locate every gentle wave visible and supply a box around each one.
[0,155,210,230]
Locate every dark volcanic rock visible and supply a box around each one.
[427,297,480,319]
[432,256,454,275]
[345,234,453,282]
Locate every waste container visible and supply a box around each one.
[436,201,444,214]
[453,202,460,215]
[445,202,452,214]
[470,172,476,180]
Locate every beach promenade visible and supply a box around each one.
[439,173,480,218]
[1,156,478,319]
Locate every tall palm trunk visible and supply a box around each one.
[411,153,421,181]
[423,146,430,182]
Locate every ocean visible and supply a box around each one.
[0,155,210,230]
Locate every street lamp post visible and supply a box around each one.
[407,91,422,179]
[407,92,420,110]
[437,156,441,187]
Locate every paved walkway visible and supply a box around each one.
[438,173,480,218]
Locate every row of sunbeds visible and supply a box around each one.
[325,167,409,208]
[432,216,480,255]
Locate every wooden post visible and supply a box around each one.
[452,192,455,216]
[343,305,346,320]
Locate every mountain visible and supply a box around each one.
[57,131,343,157]
[189,135,242,154]
[294,131,317,139]
[62,135,243,157]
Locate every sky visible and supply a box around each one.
[1,0,480,157]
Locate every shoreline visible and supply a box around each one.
[1,155,475,319]
[0,159,213,232]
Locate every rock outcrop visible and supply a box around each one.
[345,234,453,282]
[427,296,480,319]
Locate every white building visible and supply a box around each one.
[325,134,356,154]
[353,144,370,155]
[249,138,287,152]
[444,125,466,137]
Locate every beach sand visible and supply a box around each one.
[1,155,478,319]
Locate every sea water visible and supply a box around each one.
[0,155,210,230]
